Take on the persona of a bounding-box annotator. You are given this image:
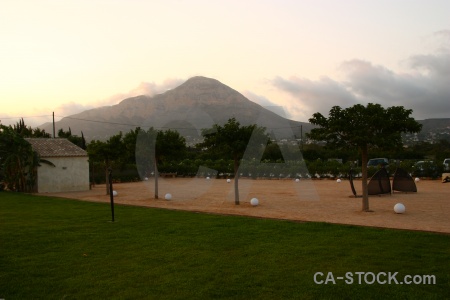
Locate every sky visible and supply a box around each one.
[1,0,449,127]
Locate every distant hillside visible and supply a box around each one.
[40,76,313,142]
[414,118,450,143]
[418,118,450,131]
[39,76,450,144]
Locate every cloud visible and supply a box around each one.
[242,91,291,118]
[101,78,185,106]
[1,78,186,127]
[272,76,359,121]
[55,102,96,117]
[273,31,450,121]
[51,78,185,118]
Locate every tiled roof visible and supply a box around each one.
[25,138,88,157]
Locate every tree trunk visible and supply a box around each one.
[154,157,159,199]
[234,157,240,205]
[360,145,370,211]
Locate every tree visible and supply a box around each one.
[136,128,186,199]
[155,129,186,198]
[32,127,51,138]
[122,127,141,164]
[261,142,284,162]
[58,128,86,150]
[136,128,158,191]
[307,103,422,211]
[10,118,51,138]
[0,125,54,192]
[198,118,268,205]
[13,118,33,137]
[87,132,125,195]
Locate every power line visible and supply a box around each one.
[1,113,305,131]
[0,115,52,120]
[57,116,200,131]
[57,116,304,131]
[58,116,141,128]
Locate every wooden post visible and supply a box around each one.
[109,168,115,222]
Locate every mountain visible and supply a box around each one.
[414,118,450,143]
[39,76,450,144]
[40,76,313,142]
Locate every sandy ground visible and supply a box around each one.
[42,178,450,234]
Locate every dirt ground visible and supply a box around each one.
[43,178,450,234]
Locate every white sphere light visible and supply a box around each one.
[227,179,231,183]
[250,198,259,206]
[415,177,420,182]
[206,177,210,180]
[337,179,342,183]
[295,178,300,182]
[144,177,149,181]
[165,193,172,200]
[394,203,406,214]
[112,190,118,196]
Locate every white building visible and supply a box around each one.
[25,138,89,193]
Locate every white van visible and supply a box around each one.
[444,158,450,171]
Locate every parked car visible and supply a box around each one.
[443,158,450,171]
[413,160,439,177]
[367,158,389,168]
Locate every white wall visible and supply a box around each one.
[37,157,89,193]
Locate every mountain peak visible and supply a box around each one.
[184,76,222,85]
[177,76,230,91]
[40,76,311,141]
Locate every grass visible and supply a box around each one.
[0,192,449,299]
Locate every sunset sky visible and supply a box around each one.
[1,0,449,126]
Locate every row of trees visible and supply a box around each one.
[1,103,444,212]
[65,104,424,211]
[87,127,186,197]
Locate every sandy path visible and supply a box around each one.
[42,178,450,234]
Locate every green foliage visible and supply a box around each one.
[308,103,422,211]
[122,127,141,164]
[135,127,187,176]
[12,118,51,138]
[198,118,269,204]
[308,103,422,150]
[199,118,268,163]
[156,129,187,162]
[0,125,53,192]
[261,142,284,162]
[87,132,125,165]
[3,116,447,188]
[58,127,87,149]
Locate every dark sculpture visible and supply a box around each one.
[392,167,417,192]
[368,167,391,195]
[349,168,361,198]
[349,166,418,197]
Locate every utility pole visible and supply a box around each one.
[52,112,55,138]
[109,168,115,222]
[300,125,303,151]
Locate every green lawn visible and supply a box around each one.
[0,192,449,299]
